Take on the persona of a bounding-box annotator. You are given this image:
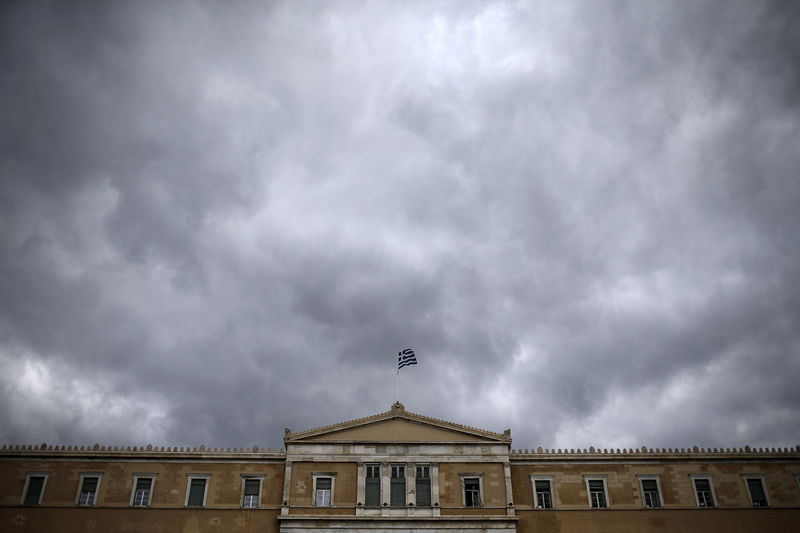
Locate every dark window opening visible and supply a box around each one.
[464,478,481,507]
[23,476,45,506]
[535,479,553,509]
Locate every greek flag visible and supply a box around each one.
[397,348,417,370]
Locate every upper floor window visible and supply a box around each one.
[416,465,431,507]
[22,472,49,506]
[77,473,102,506]
[186,475,211,508]
[365,464,380,507]
[242,476,263,508]
[743,475,769,507]
[637,475,663,509]
[532,476,554,509]
[462,475,482,507]
[584,476,608,509]
[131,475,156,507]
[390,465,406,507]
[313,473,335,507]
[691,475,715,508]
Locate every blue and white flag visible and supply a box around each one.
[397,348,417,371]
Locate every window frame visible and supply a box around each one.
[364,463,381,507]
[241,474,264,509]
[460,473,484,508]
[185,474,211,508]
[690,474,717,509]
[584,475,610,509]
[312,472,336,507]
[741,474,770,508]
[637,475,664,509]
[531,475,555,509]
[21,472,49,506]
[75,472,103,507]
[130,473,157,507]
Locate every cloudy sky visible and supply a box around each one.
[1,0,799,452]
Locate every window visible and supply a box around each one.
[313,474,335,507]
[242,476,263,508]
[691,475,715,508]
[131,475,156,507]
[390,464,406,507]
[21,473,48,506]
[743,475,769,507]
[532,476,554,509]
[416,465,431,507]
[365,464,381,507]
[462,476,482,507]
[584,476,608,509]
[637,476,662,509]
[185,475,210,507]
[77,474,102,506]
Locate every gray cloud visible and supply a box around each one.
[1,0,799,451]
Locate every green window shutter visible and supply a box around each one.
[366,479,380,506]
[415,478,431,507]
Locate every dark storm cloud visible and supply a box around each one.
[1,0,799,451]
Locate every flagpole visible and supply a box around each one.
[395,361,399,402]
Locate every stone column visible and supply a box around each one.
[281,461,293,516]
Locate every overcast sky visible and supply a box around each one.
[1,0,799,452]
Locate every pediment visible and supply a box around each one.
[284,402,511,444]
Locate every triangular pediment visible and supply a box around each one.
[284,402,511,444]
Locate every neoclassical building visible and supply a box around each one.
[2,402,799,532]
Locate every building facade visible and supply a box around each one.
[2,402,799,532]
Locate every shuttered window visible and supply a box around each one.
[390,465,405,507]
[416,465,431,507]
[23,476,45,506]
[366,465,380,507]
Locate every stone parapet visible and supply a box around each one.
[0,442,285,460]
[509,445,800,460]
